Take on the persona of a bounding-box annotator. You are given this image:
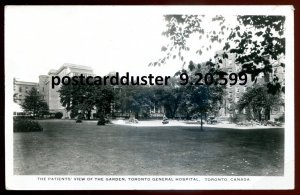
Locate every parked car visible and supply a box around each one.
[207,116,218,125]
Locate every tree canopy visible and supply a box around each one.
[152,15,285,94]
[59,79,114,119]
[21,87,49,117]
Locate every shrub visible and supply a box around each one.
[70,111,77,119]
[277,115,285,122]
[229,115,238,123]
[97,113,106,125]
[229,114,246,123]
[54,112,63,119]
[97,119,105,125]
[14,119,43,132]
[76,113,84,123]
[97,117,106,125]
[13,115,34,120]
[142,111,150,118]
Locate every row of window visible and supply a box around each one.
[16,86,42,93]
[15,94,46,100]
[71,73,94,77]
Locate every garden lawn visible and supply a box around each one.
[14,120,284,175]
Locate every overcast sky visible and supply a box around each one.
[5,6,231,82]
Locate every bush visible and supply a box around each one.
[13,115,35,120]
[14,119,43,132]
[229,115,238,123]
[229,114,246,123]
[142,111,150,118]
[76,119,82,123]
[97,117,106,125]
[70,111,77,119]
[54,112,63,119]
[97,119,105,125]
[97,113,106,125]
[277,115,285,122]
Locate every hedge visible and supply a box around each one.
[14,119,43,132]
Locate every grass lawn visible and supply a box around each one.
[14,120,284,175]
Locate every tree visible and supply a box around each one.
[224,16,285,94]
[116,85,154,119]
[22,87,49,117]
[58,79,114,120]
[149,15,231,68]
[237,84,283,121]
[174,61,225,130]
[93,86,114,118]
[152,82,184,119]
[154,15,285,94]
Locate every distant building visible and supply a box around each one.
[39,63,96,118]
[215,51,284,121]
[214,51,251,117]
[13,79,38,105]
[14,63,96,118]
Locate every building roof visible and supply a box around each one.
[48,69,58,75]
[14,80,38,86]
[39,75,49,78]
[56,63,93,75]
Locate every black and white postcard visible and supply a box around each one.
[5,5,294,190]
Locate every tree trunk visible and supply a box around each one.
[87,110,91,120]
[265,107,270,121]
[200,113,203,131]
[258,109,261,121]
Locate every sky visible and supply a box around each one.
[5,6,228,82]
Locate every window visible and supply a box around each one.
[19,87,22,92]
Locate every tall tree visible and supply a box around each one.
[22,87,49,117]
[175,61,225,130]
